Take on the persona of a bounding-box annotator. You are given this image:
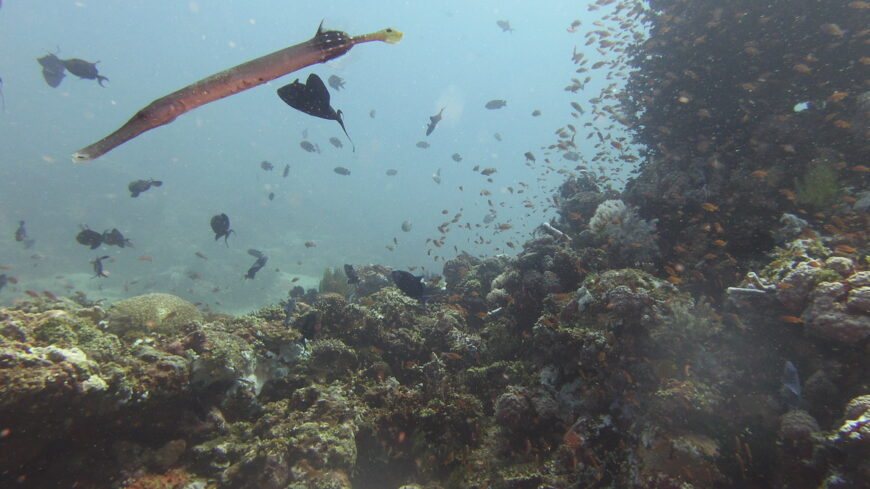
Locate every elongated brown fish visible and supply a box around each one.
[73,23,402,162]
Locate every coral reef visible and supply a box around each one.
[1,2,868,489]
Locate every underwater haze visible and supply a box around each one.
[0,0,600,313]
[1,1,868,488]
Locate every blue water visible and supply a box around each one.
[0,1,627,313]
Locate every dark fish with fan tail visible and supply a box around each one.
[128,178,162,197]
[102,228,132,248]
[76,227,103,249]
[260,160,274,171]
[37,53,65,87]
[496,20,514,32]
[390,270,424,300]
[210,213,234,246]
[91,255,110,278]
[244,249,268,279]
[278,73,355,151]
[344,264,359,284]
[327,74,345,90]
[61,58,108,87]
[425,107,445,136]
[485,99,507,110]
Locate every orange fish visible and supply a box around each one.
[701,202,719,211]
[712,239,727,247]
[779,315,803,324]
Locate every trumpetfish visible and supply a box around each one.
[72,23,402,162]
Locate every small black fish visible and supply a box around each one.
[334,166,351,176]
[493,132,502,141]
[245,249,268,279]
[268,192,275,201]
[61,58,108,87]
[76,228,103,249]
[327,74,345,91]
[485,99,507,110]
[416,141,430,149]
[300,140,319,153]
[425,107,445,136]
[344,264,359,284]
[260,160,274,171]
[369,109,376,119]
[524,151,536,162]
[128,178,162,197]
[0,76,5,112]
[391,270,424,300]
[531,109,541,117]
[37,53,65,88]
[278,73,355,151]
[329,137,343,148]
[401,220,412,232]
[385,169,398,176]
[15,220,26,242]
[496,20,514,32]
[0,273,7,293]
[451,153,462,162]
[283,164,290,178]
[210,213,234,246]
[91,255,110,278]
[102,228,132,248]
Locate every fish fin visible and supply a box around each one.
[335,110,355,152]
[152,180,163,187]
[316,20,325,38]
[97,75,109,87]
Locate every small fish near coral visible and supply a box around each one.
[390,270,424,300]
[344,264,360,284]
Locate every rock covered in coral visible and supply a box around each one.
[107,293,203,338]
